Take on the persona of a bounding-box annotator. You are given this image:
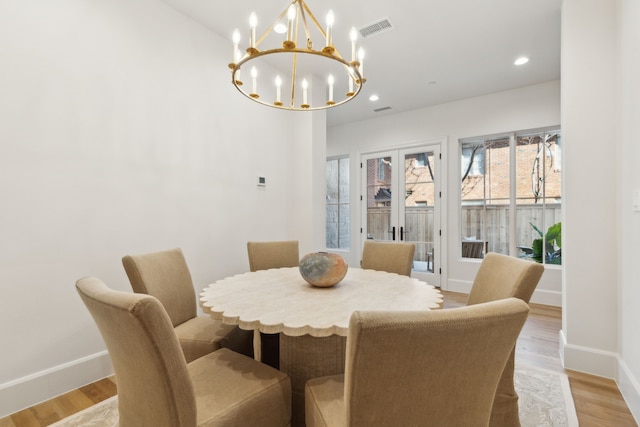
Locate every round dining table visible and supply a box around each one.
[200,266,442,426]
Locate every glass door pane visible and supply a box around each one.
[402,151,436,273]
[365,155,395,241]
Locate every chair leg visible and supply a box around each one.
[489,351,521,427]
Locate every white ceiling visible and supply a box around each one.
[159,0,561,127]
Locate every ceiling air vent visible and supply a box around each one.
[359,17,393,39]
[374,106,392,113]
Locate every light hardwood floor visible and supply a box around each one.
[1,291,637,427]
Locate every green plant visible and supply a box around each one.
[530,221,561,264]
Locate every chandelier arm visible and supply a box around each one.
[290,51,297,108]
[300,1,325,41]
[300,1,346,59]
[297,2,313,47]
[255,7,290,48]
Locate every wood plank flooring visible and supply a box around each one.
[1,291,636,426]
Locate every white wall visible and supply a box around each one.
[560,0,639,418]
[618,0,640,419]
[0,0,321,416]
[560,0,619,376]
[327,80,562,305]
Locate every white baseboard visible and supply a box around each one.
[618,359,640,423]
[529,288,562,306]
[0,351,113,418]
[446,279,561,307]
[445,279,473,295]
[560,332,640,424]
[559,331,618,378]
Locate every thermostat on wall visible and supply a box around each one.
[257,176,266,186]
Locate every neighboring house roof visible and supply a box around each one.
[374,188,392,201]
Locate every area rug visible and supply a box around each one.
[49,365,578,426]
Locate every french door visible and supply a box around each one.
[361,145,441,286]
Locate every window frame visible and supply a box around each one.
[459,126,562,266]
[325,155,350,250]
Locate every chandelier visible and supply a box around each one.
[228,0,365,111]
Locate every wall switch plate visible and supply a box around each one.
[633,189,640,212]
[257,176,266,186]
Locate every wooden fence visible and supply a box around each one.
[367,204,562,260]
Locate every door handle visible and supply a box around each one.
[391,226,396,241]
[400,226,405,241]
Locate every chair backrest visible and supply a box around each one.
[76,277,196,427]
[247,240,300,272]
[360,241,415,276]
[343,298,529,426]
[122,248,196,328]
[466,252,544,305]
[465,252,544,426]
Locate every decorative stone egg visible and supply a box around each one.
[299,252,348,287]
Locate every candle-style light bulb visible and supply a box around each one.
[347,67,355,96]
[249,12,257,49]
[251,66,258,95]
[287,5,296,42]
[275,75,282,103]
[232,29,240,64]
[350,27,358,62]
[327,74,334,103]
[325,10,334,47]
[302,78,309,106]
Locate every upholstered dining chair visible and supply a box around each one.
[466,252,545,427]
[305,298,530,427]
[247,240,300,272]
[247,240,300,369]
[122,248,253,363]
[76,277,291,427]
[360,240,415,276]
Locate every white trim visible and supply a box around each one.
[560,338,619,378]
[446,278,473,294]
[0,351,113,417]
[618,359,640,423]
[529,288,562,306]
[445,279,562,307]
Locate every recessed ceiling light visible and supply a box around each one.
[514,57,529,66]
[369,94,380,101]
[273,23,287,34]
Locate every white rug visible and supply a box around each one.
[50,365,578,426]
[515,365,579,427]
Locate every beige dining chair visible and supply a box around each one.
[247,240,300,272]
[76,277,291,427]
[122,248,253,363]
[247,240,300,369]
[305,298,529,427]
[360,240,415,276]
[466,252,544,427]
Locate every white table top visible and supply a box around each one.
[200,267,443,337]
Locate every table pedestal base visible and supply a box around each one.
[280,334,347,427]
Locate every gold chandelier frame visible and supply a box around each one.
[228,0,365,111]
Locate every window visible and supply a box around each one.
[460,128,562,265]
[326,157,350,250]
[461,145,486,177]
